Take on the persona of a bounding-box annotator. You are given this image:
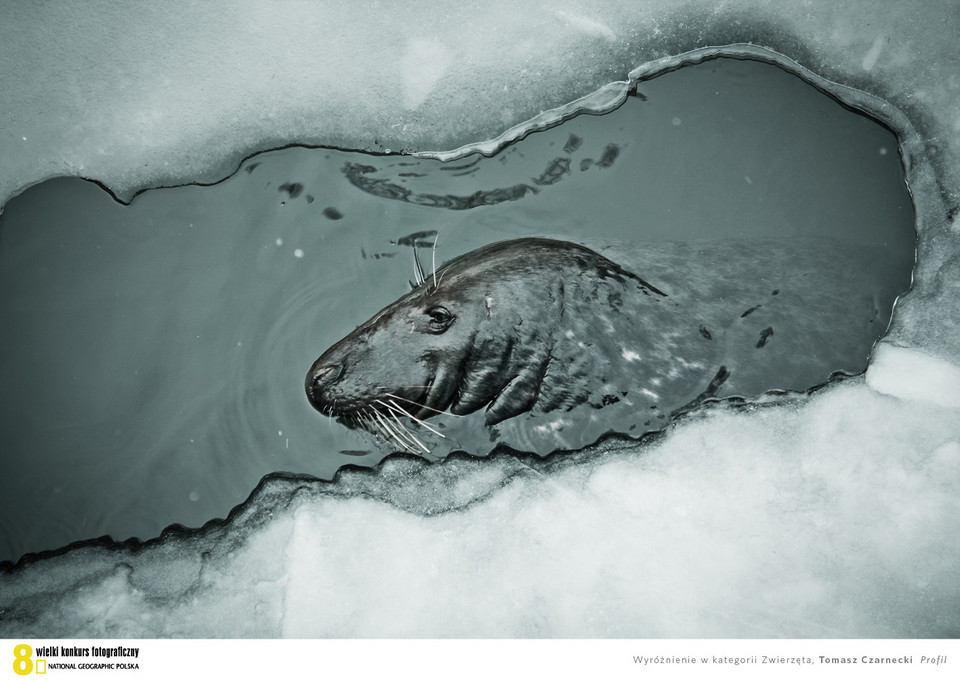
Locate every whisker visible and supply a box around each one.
[387,410,430,454]
[360,409,387,440]
[431,233,439,291]
[361,407,385,434]
[371,408,417,454]
[379,402,441,449]
[413,243,426,287]
[384,392,463,418]
[355,409,375,434]
[373,406,413,446]
[367,421,404,452]
[434,267,448,291]
[325,399,338,432]
[380,399,446,438]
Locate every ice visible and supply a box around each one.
[1,0,952,208]
[866,344,960,408]
[553,10,619,42]
[400,39,454,110]
[860,35,886,72]
[1,0,959,638]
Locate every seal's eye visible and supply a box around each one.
[424,306,455,334]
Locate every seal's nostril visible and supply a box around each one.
[305,362,343,404]
[313,363,342,384]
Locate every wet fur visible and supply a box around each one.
[306,237,903,455]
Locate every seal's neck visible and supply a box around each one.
[479,275,566,426]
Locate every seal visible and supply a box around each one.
[305,237,900,455]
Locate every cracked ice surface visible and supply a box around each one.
[1,0,959,637]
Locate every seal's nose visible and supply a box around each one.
[305,361,343,409]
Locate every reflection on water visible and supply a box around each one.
[0,58,915,563]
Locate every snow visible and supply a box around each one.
[866,344,960,408]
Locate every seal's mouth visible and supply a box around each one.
[305,359,434,419]
[337,391,447,455]
[305,359,446,454]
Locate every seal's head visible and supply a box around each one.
[305,238,653,442]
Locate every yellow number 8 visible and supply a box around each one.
[13,644,33,676]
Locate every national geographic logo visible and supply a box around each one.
[12,644,142,674]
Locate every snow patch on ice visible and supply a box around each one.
[553,10,618,42]
[400,38,454,110]
[866,343,960,408]
[861,34,886,71]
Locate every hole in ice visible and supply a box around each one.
[0,57,915,564]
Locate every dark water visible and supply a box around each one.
[0,58,915,563]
